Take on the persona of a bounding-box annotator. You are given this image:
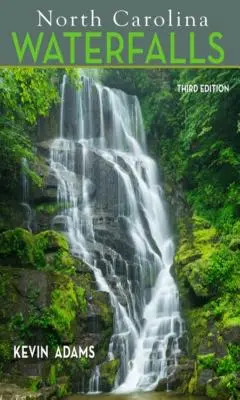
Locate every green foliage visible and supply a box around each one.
[76,287,87,313]
[0,68,80,195]
[0,228,34,266]
[205,246,239,294]
[0,69,59,124]
[79,357,90,370]
[36,202,70,215]
[0,69,61,193]
[0,128,34,192]
[198,353,216,369]
[216,354,237,376]
[177,70,240,231]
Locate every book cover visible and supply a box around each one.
[0,1,239,399]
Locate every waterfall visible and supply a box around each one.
[50,74,184,393]
[89,366,101,393]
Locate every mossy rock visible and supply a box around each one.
[0,201,25,233]
[198,353,216,370]
[0,383,43,399]
[56,376,70,398]
[0,227,114,394]
[36,202,66,216]
[20,376,42,392]
[206,375,237,400]
[186,259,211,298]
[35,230,69,253]
[174,212,240,399]
[192,215,212,230]
[100,359,120,391]
[175,215,218,267]
[0,228,34,267]
[186,308,210,356]
[44,273,86,342]
[34,230,70,269]
[222,324,240,346]
[0,228,70,271]
[44,250,77,275]
[93,292,113,328]
[175,246,202,267]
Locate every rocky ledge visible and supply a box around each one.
[0,228,119,397]
[168,215,240,399]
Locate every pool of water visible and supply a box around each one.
[65,392,207,400]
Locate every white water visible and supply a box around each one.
[89,365,101,394]
[50,74,184,393]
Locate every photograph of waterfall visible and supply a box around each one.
[0,68,239,400]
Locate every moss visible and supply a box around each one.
[47,277,78,341]
[172,166,240,398]
[0,228,34,266]
[24,376,42,392]
[193,225,217,245]
[223,317,240,329]
[56,382,69,398]
[34,230,69,268]
[192,215,211,230]
[7,271,88,345]
[48,364,56,385]
[0,270,11,299]
[186,259,210,298]
[0,228,71,272]
[0,341,12,373]
[206,375,238,400]
[76,287,87,313]
[188,362,198,394]
[34,230,69,253]
[52,250,76,275]
[175,245,202,267]
[36,202,68,216]
[94,292,113,327]
[198,353,216,370]
[206,382,218,398]
[229,238,240,251]
[207,294,240,331]
[175,216,218,267]
[79,357,90,370]
[100,359,120,387]
[187,308,210,356]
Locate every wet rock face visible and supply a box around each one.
[156,361,195,392]
[36,105,59,143]
[222,325,240,346]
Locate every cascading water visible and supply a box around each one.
[50,73,185,393]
